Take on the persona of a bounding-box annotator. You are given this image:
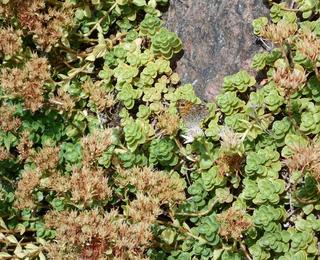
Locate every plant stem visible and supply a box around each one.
[175,199,218,217]
[280,45,290,68]
[82,2,117,37]
[157,220,216,246]
[313,64,320,80]
[240,241,252,260]
[174,137,196,162]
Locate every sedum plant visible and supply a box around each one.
[1,0,320,259]
[151,28,183,59]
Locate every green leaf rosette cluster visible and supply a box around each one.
[151,28,183,59]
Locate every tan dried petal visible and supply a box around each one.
[14,169,41,210]
[157,111,180,136]
[0,27,23,56]
[0,105,21,132]
[284,141,320,182]
[82,129,113,167]
[70,167,112,205]
[117,166,185,205]
[217,208,252,240]
[296,31,320,63]
[260,21,297,45]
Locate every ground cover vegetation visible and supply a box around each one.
[0,0,320,259]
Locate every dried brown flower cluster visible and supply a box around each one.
[0,55,50,111]
[117,166,186,205]
[216,127,244,176]
[40,167,185,258]
[0,27,23,56]
[49,88,76,113]
[14,169,41,210]
[126,193,161,224]
[219,127,243,153]
[0,105,21,132]
[14,145,60,208]
[216,153,243,177]
[41,167,112,206]
[82,129,113,167]
[32,146,60,173]
[83,80,115,112]
[273,65,307,96]
[1,0,74,51]
[44,209,153,259]
[216,208,252,241]
[69,167,112,206]
[82,129,112,166]
[284,141,320,182]
[0,146,10,161]
[157,111,180,136]
[17,131,33,161]
[40,172,70,194]
[296,31,320,63]
[260,21,297,45]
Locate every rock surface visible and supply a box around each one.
[164,0,270,101]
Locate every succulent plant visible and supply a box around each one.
[149,138,178,166]
[223,70,256,93]
[253,178,286,205]
[124,119,148,151]
[253,205,285,232]
[262,83,285,114]
[116,83,142,109]
[216,91,245,116]
[249,244,271,260]
[140,14,162,36]
[2,0,320,259]
[293,233,318,255]
[193,213,220,245]
[151,28,182,59]
[258,230,290,253]
[201,166,226,191]
[252,17,269,34]
[245,147,282,178]
[118,151,148,168]
[299,106,320,134]
[114,62,139,84]
[271,117,292,145]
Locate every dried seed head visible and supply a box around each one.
[273,65,306,96]
[217,208,252,241]
[157,111,180,136]
[260,21,297,45]
[296,31,320,63]
[0,27,23,56]
[284,141,320,182]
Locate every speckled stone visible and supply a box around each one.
[164,0,269,101]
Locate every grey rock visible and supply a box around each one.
[163,0,270,100]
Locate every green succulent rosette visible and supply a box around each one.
[258,230,290,253]
[223,70,256,93]
[140,14,162,36]
[252,16,268,35]
[245,147,282,178]
[253,204,285,232]
[149,138,178,166]
[124,120,148,151]
[216,91,245,115]
[113,62,139,84]
[116,83,142,109]
[151,28,182,59]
